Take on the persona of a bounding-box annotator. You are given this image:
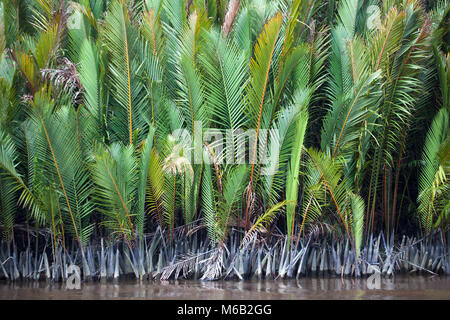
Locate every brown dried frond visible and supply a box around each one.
[40,57,83,104]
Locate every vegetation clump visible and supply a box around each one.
[0,0,448,281]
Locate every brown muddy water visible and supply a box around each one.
[0,276,449,300]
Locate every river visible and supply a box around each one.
[0,276,449,299]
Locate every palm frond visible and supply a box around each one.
[418,108,449,233]
[242,200,289,247]
[91,142,138,243]
[286,109,308,246]
[78,38,103,130]
[217,165,249,243]
[350,193,364,258]
[102,0,148,145]
[244,12,282,227]
[135,126,155,237]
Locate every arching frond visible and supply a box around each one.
[91,142,138,243]
[418,108,449,233]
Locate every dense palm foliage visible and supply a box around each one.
[0,0,448,279]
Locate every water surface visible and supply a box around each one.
[0,276,448,300]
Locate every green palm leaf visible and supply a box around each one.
[418,108,449,233]
[91,142,137,243]
[244,12,282,228]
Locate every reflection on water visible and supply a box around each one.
[0,276,449,300]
